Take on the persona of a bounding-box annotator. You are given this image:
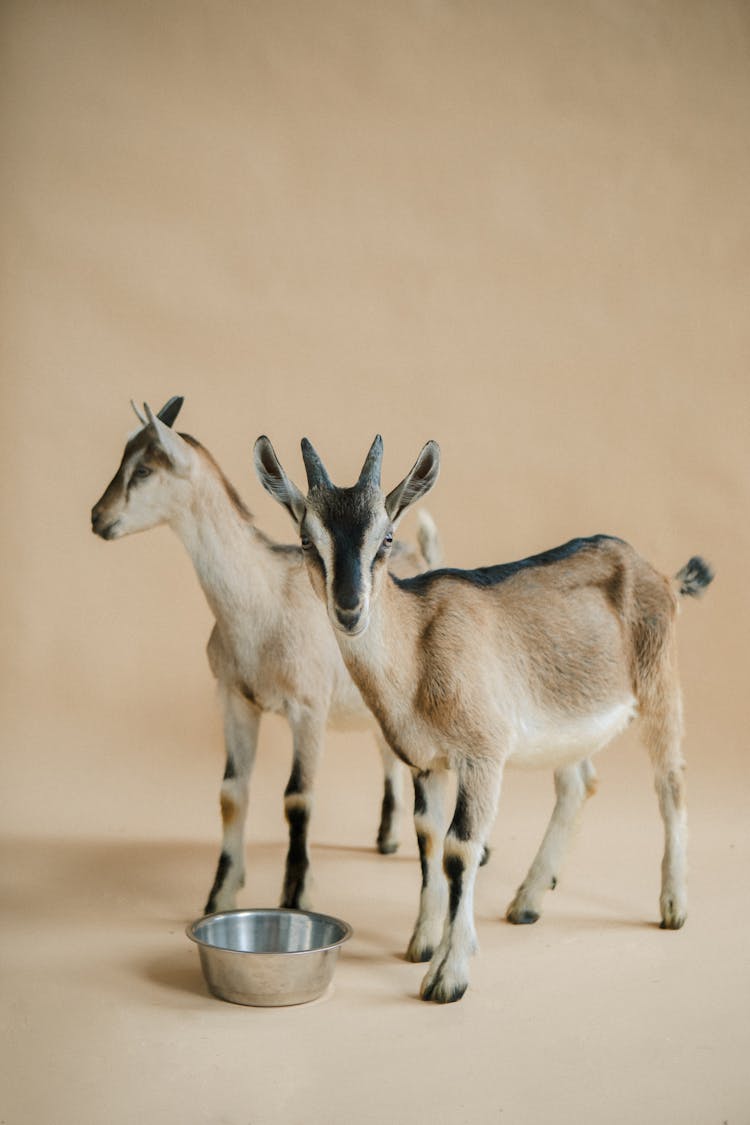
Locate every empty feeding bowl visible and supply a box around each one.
[187,908,352,1007]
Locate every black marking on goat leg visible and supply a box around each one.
[377,778,397,854]
[444,853,464,922]
[282,805,310,908]
[416,832,430,886]
[285,759,303,798]
[413,771,429,817]
[205,850,231,914]
[223,755,236,781]
[449,788,472,841]
[286,806,308,864]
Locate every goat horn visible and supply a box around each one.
[358,435,383,488]
[300,439,332,491]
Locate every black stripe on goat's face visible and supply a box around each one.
[301,484,393,636]
[91,428,172,539]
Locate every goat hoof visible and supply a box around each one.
[506,907,540,925]
[420,973,468,1004]
[405,943,433,964]
[377,840,399,855]
[660,913,686,930]
[660,894,686,930]
[479,845,491,868]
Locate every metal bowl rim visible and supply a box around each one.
[185,907,353,955]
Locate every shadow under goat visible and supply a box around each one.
[254,432,714,1004]
[91,398,442,915]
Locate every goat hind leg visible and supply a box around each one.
[375,733,405,855]
[642,696,687,929]
[506,758,597,925]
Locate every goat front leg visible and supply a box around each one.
[281,709,325,910]
[405,769,451,962]
[375,732,406,855]
[420,758,502,1004]
[507,758,597,924]
[205,686,260,914]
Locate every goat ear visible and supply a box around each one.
[385,440,440,523]
[143,402,192,475]
[253,436,306,524]
[157,396,184,428]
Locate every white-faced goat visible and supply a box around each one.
[254,433,714,1004]
[91,400,441,915]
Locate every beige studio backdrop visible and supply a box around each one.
[2,3,749,1124]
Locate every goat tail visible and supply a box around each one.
[674,555,715,598]
[416,510,443,570]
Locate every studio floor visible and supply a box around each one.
[2,706,747,1125]
[3,2,750,1121]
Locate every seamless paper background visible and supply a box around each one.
[2,3,748,1123]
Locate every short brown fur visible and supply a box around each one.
[253,433,713,1004]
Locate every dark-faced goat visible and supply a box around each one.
[254,433,713,1003]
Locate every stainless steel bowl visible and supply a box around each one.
[186,908,352,1007]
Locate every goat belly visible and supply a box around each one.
[509,699,637,770]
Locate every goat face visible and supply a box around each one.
[253,435,440,637]
[91,398,191,540]
[299,483,392,635]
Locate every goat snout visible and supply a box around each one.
[334,606,364,634]
[91,506,119,539]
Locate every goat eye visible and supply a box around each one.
[383,532,393,547]
[134,465,152,479]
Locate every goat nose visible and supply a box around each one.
[335,588,361,612]
[335,606,362,631]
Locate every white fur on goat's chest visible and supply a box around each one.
[338,633,444,770]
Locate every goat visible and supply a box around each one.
[254,433,713,1003]
[90,400,441,915]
